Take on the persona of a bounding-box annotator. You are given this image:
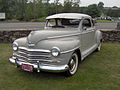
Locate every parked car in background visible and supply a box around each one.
[97,16,112,21]
[9,13,102,76]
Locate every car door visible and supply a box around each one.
[80,18,96,53]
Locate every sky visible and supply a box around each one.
[49,0,120,7]
[80,0,120,7]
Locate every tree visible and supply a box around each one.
[0,0,25,19]
[98,2,104,15]
[63,0,73,13]
[86,4,100,18]
[0,0,7,12]
[105,8,120,17]
[25,0,46,20]
[72,0,81,13]
[98,2,104,9]
[25,2,34,20]
[54,0,59,13]
[14,0,28,20]
[0,0,10,19]
[72,0,80,7]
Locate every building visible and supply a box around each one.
[71,0,80,3]
[42,0,49,3]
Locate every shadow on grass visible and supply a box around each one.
[79,50,99,64]
[15,50,101,80]
[16,68,67,80]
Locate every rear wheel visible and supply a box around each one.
[65,52,79,76]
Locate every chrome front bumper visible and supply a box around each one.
[9,57,69,72]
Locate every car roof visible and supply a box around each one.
[46,13,91,20]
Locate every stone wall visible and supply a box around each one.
[0,30,120,43]
[0,30,31,43]
[101,30,120,42]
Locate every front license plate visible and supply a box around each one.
[21,64,33,72]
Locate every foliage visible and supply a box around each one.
[0,0,81,20]
[0,0,120,21]
[98,2,104,9]
[86,4,100,18]
[98,2,104,14]
[63,0,73,13]
[104,8,120,17]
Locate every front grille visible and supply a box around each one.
[16,47,51,64]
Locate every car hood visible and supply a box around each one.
[27,29,79,44]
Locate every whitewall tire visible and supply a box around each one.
[65,53,79,76]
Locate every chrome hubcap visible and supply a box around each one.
[70,59,76,71]
[69,53,78,74]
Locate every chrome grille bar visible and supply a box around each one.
[16,47,51,64]
[19,47,51,53]
[18,51,51,57]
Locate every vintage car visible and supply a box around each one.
[9,13,102,76]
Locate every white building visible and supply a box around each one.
[71,0,80,3]
[42,0,49,3]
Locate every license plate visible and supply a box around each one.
[21,64,33,72]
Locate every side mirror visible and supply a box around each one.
[83,27,87,31]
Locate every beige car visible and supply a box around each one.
[9,13,102,76]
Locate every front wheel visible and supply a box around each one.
[65,52,79,76]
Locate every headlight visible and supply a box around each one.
[13,42,18,51]
[51,47,60,57]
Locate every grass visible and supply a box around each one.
[0,43,120,90]
[31,17,46,22]
[96,20,113,23]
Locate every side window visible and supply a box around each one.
[47,19,56,27]
[82,19,92,28]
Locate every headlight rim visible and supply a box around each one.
[13,42,18,51]
[51,47,60,57]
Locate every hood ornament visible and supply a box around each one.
[28,41,35,47]
[28,43,35,47]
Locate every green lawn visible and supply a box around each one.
[96,20,113,23]
[0,43,120,90]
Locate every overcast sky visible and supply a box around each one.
[80,0,120,7]
[50,0,120,7]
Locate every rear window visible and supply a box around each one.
[61,19,80,26]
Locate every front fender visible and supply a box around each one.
[95,30,102,43]
[36,38,80,65]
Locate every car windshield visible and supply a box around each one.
[46,18,80,28]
